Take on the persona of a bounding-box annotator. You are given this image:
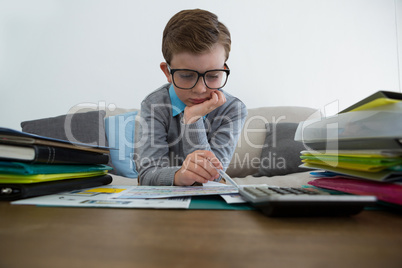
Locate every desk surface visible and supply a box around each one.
[0,202,401,268]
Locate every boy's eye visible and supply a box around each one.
[206,72,221,80]
[178,71,197,80]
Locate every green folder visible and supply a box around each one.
[0,170,109,184]
[189,195,255,210]
[0,161,112,175]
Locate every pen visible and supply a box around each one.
[207,159,239,189]
[216,168,240,189]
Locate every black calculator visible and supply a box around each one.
[238,186,377,217]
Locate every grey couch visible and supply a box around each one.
[106,106,321,187]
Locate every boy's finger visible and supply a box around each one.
[185,157,216,180]
[206,155,223,170]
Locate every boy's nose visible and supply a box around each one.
[191,77,207,94]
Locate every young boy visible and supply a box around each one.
[138,9,247,186]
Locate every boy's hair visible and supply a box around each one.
[162,9,231,65]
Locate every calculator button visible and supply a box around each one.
[268,188,289,195]
[244,188,266,197]
[255,187,276,195]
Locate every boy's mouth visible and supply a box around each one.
[189,98,208,104]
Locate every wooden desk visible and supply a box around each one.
[0,202,401,268]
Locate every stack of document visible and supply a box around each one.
[294,91,402,206]
[299,149,402,182]
[0,127,113,200]
[295,91,402,182]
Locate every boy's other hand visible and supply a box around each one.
[174,150,223,186]
[183,90,226,124]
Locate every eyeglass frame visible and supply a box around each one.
[167,63,230,90]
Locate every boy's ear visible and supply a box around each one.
[160,62,172,83]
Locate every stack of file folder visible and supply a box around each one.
[0,127,113,200]
[294,91,402,207]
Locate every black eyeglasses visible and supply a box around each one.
[168,64,230,90]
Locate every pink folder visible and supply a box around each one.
[308,177,402,205]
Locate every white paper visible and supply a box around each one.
[219,184,269,204]
[220,194,247,204]
[12,185,191,209]
[113,185,238,199]
[202,181,228,187]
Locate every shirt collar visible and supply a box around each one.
[169,84,186,117]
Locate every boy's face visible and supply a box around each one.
[161,44,226,107]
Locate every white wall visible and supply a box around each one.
[1,0,401,130]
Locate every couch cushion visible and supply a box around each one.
[105,111,138,178]
[231,171,315,187]
[254,122,311,177]
[109,171,316,187]
[226,106,320,178]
